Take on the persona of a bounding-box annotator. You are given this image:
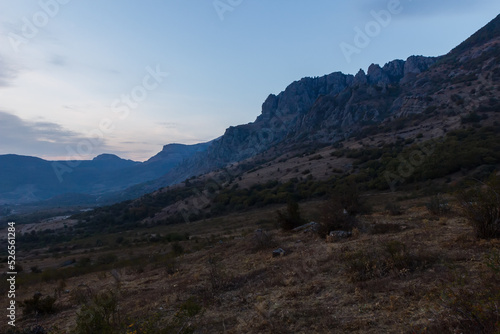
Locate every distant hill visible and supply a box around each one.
[0,142,211,204]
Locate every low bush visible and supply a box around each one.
[457,174,500,239]
[277,200,306,231]
[74,290,119,334]
[426,194,451,216]
[318,201,356,237]
[385,203,402,216]
[370,223,402,234]
[252,229,275,251]
[340,240,436,282]
[20,293,57,316]
[318,182,368,237]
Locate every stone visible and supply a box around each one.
[329,230,352,239]
[272,248,286,257]
[292,221,319,233]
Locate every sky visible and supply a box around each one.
[0,0,499,161]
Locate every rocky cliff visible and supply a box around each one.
[155,14,500,188]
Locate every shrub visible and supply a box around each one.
[370,223,402,234]
[385,203,402,216]
[207,255,228,295]
[333,182,370,216]
[426,194,450,215]
[457,174,500,239]
[70,285,93,305]
[74,290,119,334]
[171,242,184,256]
[318,183,368,237]
[318,200,356,237]
[178,297,203,317]
[20,293,57,316]
[252,229,275,251]
[30,266,42,274]
[340,241,436,282]
[277,200,306,231]
[461,112,481,124]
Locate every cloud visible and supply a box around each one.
[0,111,111,159]
[0,57,18,87]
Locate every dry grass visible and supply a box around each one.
[1,196,499,333]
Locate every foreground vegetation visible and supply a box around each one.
[1,175,499,333]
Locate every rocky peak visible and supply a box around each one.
[353,69,368,85]
[403,55,437,76]
[258,72,353,122]
[367,64,390,85]
[382,59,405,81]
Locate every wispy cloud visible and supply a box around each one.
[0,110,111,158]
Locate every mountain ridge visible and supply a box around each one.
[0,142,212,204]
[112,13,500,199]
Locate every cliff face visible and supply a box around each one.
[167,54,438,182]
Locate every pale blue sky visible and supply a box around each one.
[0,0,498,161]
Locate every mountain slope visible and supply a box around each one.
[114,13,500,199]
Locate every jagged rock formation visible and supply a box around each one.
[151,14,500,189]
